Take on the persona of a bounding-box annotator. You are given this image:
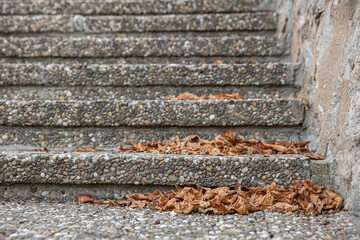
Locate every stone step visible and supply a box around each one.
[0,126,301,150]
[0,35,284,57]
[1,0,276,15]
[0,99,304,127]
[0,56,285,64]
[0,63,298,87]
[1,13,277,33]
[0,86,298,101]
[0,151,310,188]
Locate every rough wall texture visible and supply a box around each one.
[278,0,360,211]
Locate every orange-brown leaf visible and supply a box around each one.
[306,154,325,160]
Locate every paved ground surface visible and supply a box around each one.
[0,201,359,240]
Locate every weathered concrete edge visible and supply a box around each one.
[310,158,334,188]
[0,151,310,188]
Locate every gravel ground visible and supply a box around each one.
[0,201,359,240]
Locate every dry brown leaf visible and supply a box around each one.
[217,93,245,100]
[306,154,325,160]
[235,205,249,215]
[167,92,245,101]
[34,147,49,152]
[75,194,103,204]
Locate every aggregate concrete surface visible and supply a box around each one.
[0,13,276,33]
[0,152,309,187]
[0,201,359,240]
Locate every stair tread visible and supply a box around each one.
[1,13,276,33]
[0,126,301,150]
[0,151,310,187]
[0,63,298,86]
[0,86,298,100]
[1,0,276,15]
[0,35,284,57]
[0,99,304,127]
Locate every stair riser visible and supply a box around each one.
[0,63,297,86]
[1,13,276,33]
[0,127,301,150]
[0,99,304,127]
[1,0,276,15]
[0,86,298,100]
[0,152,310,187]
[0,183,176,201]
[0,36,284,57]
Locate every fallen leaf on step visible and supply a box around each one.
[306,154,325,160]
[75,194,103,204]
[34,147,49,152]
[167,92,245,100]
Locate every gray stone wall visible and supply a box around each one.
[278,0,360,211]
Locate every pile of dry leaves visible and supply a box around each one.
[119,131,320,157]
[167,93,245,100]
[75,179,342,216]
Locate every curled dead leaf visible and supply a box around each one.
[75,194,103,204]
[306,154,325,160]
[167,92,245,101]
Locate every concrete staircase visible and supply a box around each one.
[0,0,314,199]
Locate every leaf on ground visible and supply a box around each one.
[306,154,325,160]
[118,131,310,156]
[75,180,343,216]
[34,147,49,152]
[75,194,103,204]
